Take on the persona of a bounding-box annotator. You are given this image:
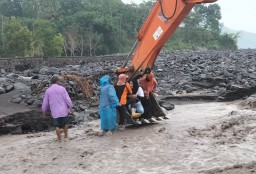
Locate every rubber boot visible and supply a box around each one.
[131,108,141,118]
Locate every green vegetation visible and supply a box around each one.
[0,0,238,58]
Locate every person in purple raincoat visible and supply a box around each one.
[42,76,73,142]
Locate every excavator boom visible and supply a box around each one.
[118,0,217,79]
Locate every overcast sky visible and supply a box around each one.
[121,0,256,33]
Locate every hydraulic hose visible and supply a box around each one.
[159,0,178,20]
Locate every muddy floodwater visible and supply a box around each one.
[1,102,256,174]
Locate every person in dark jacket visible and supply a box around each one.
[115,74,140,129]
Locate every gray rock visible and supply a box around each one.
[6,85,14,92]
[0,87,5,94]
[48,67,59,75]
[0,69,6,74]
[6,73,15,78]
[23,69,33,77]
[14,82,29,90]
[0,77,7,82]
[12,97,22,103]
[39,67,49,75]
[26,98,35,105]
[79,105,87,111]
[160,102,175,110]
[89,112,99,119]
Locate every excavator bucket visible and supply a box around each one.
[116,95,167,126]
[149,93,167,118]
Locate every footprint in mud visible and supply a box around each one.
[1,164,14,171]
[38,163,47,168]
[21,158,30,163]
[80,150,94,157]
[157,127,166,133]
[78,162,91,169]
[8,146,16,150]
[28,152,34,156]
[84,129,104,136]
[27,133,46,138]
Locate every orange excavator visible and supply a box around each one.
[117,0,217,120]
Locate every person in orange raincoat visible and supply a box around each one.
[139,69,158,122]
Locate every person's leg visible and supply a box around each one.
[117,106,126,125]
[55,127,61,141]
[143,98,152,119]
[131,108,141,118]
[140,98,156,122]
[116,106,128,130]
[61,117,69,139]
[64,124,68,139]
[128,101,141,118]
[135,101,144,114]
[53,118,62,141]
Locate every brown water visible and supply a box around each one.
[1,102,256,174]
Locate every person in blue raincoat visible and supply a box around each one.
[100,75,120,132]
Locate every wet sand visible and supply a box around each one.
[1,102,256,174]
[0,90,33,119]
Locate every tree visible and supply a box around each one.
[193,4,221,48]
[0,14,8,57]
[84,27,103,56]
[182,12,203,48]
[21,0,40,19]
[63,26,80,56]
[218,33,238,50]
[36,0,61,21]
[4,17,32,57]
[0,0,23,17]
[30,19,62,56]
[194,4,221,34]
[58,0,84,16]
[51,33,64,56]
[0,0,239,57]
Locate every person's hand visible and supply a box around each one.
[153,93,158,97]
[69,108,74,114]
[144,92,149,98]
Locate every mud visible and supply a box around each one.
[200,161,256,174]
[1,101,256,174]
[188,114,256,145]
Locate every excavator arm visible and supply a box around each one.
[116,0,217,120]
[117,0,217,79]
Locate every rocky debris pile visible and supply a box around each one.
[0,110,53,135]
[1,49,256,109]
[0,58,123,134]
[154,49,256,100]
